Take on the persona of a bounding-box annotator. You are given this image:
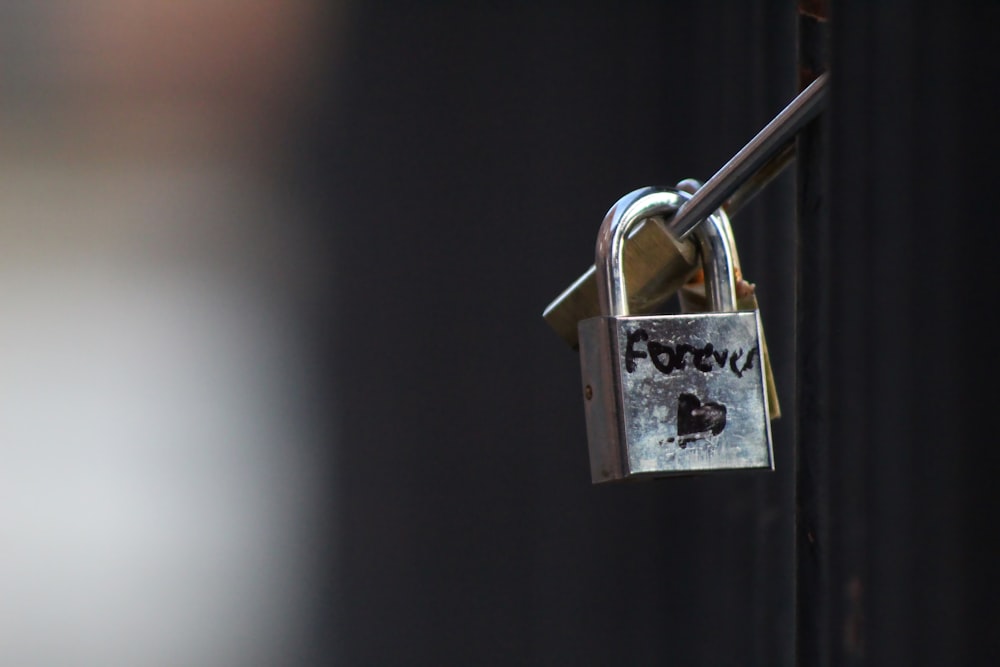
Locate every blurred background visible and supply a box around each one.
[0,1,344,664]
[0,2,997,666]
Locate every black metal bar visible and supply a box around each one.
[794,2,831,666]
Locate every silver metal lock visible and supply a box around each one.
[578,186,774,483]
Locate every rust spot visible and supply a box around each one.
[735,278,756,300]
[584,385,593,400]
[798,0,829,21]
[843,575,865,658]
[685,267,705,285]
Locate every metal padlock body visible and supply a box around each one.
[579,187,773,483]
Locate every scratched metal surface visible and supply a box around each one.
[620,312,772,474]
[580,311,772,482]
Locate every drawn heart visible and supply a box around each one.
[677,392,727,437]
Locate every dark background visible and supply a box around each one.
[301,1,1000,665]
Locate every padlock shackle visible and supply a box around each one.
[692,205,739,314]
[595,186,738,317]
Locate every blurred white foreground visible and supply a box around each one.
[0,2,343,664]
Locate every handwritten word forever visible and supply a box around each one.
[625,328,759,378]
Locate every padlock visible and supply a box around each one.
[578,186,774,483]
[541,180,782,422]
